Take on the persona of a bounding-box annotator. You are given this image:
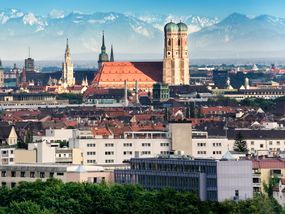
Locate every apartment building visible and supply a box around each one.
[0,164,113,188]
[191,129,285,159]
[115,156,253,202]
[69,130,171,165]
[33,128,74,143]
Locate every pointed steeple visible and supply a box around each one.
[65,38,70,57]
[101,31,106,53]
[110,45,114,62]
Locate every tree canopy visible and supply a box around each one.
[0,179,281,214]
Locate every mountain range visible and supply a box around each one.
[0,9,284,61]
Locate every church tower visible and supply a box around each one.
[163,21,189,85]
[62,39,75,87]
[110,45,114,62]
[98,31,109,69]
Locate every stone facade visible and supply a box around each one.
[163,22,189,85]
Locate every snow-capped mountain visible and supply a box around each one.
[191,13,285,58]
[0,9,285,60]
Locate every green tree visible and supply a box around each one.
[9,201,54,214]
[233,132,248,153]
[263,176,279,198]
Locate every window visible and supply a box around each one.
[105,159,114,163]
[87,160,96,164]
[160,143,169,147]
[11,171,16,177]
[105,143,114,147]
[40,172,45,178]
[87,152,96,155]
[198,143,206,147]
[105,151,114,155]
[269,141,272,145]
[10,150,13,154]
[87,144,96,147]
[49,172,54,178]
[30,171,35,178]
[197,151,206,155]
[57,172,64,176]
[260,144,264,148]
[251,141,255,145]
[11,182,16,188]
[142,143,151,147]
[141,151,151,155]
[123,151,132,155]
[123,143,132,147]
[1,171,6,177]
[160,151,169,155]
[277,141,280,146]
[1,182,6,187]
[20,171,25,177]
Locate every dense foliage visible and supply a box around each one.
[233,132,248,153]
[0,179,282,214]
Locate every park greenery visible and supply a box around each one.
[0,179,282,214]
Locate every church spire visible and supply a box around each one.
[101,31,106,53]
[110,45,114,62]
[65,38,70,57]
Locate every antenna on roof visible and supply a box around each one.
[28,47,31,58]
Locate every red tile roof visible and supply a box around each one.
[92,61,163,89]
[252,159,285,169]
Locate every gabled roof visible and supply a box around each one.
[92,61,163,85]
[0,126,13,139]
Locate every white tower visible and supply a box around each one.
[62,39,75,87]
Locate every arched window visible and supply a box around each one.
[168,39,171,46]
[178,39,181,46]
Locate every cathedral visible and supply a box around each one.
[87,21,189,95]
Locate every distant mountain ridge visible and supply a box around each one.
[0,9,284,60]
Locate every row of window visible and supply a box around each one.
[1,171,64,178]
[197,151,222,155]
[87,143,169,148]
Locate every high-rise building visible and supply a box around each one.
[163,21,189,85]
[62,39,75,87]
[98,31,109,69]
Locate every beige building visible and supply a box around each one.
[169,122,192,155]
[0,164,114,188]
[163,22,189,85]
[14,149,36,164]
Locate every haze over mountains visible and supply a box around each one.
[0,9,285,61]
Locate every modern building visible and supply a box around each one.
[69,129,171,165]
[61,39,75,87]
[152,83,170,102]
[115,156,252,201]
[0,164,113,188]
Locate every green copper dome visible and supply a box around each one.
[99,52,109,62]
[177,22,188,32]
[164,22,179,32]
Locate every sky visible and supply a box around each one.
[1,0,285,18]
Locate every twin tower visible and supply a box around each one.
[163,21,189,85]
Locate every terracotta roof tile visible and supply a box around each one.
[91,61,163,89]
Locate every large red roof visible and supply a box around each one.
[92,61,163,89]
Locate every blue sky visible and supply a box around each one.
[1,0,285,18]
